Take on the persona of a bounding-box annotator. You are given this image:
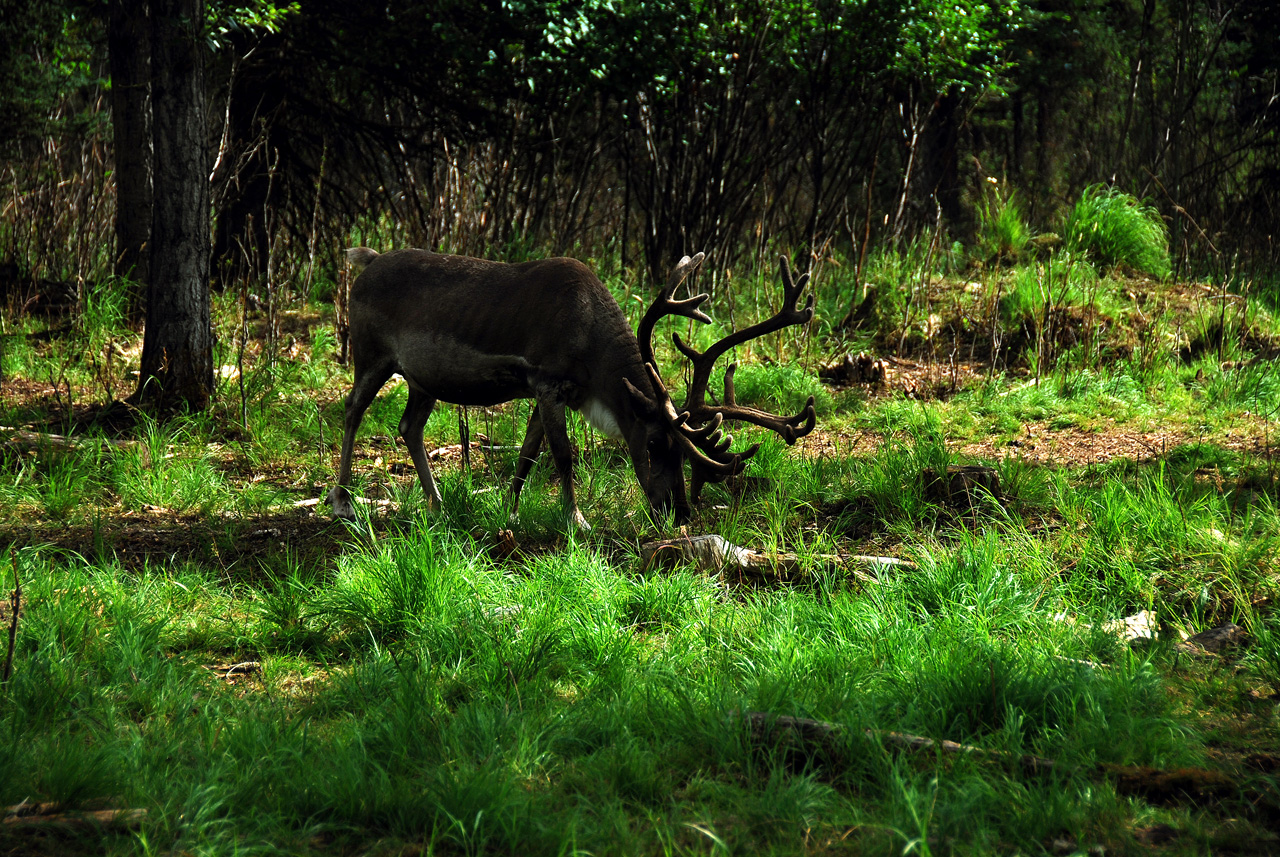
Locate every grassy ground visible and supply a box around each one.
[2,248,1280,855]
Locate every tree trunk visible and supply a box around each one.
[135,0,212,411]
[108,0,153,320]
[925,90,966,238]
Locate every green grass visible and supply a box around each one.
[3,252,1280,855]
[0,524,1232,854]
[977,186,1031,262]
[1064,185,1172,279]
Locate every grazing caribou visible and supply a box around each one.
[327,248,816,527]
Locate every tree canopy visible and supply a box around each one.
[2,0,1277,294]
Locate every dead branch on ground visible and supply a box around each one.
[640,533,914,583]
[738,711,1241,803]
[3,802,147,830]
[2,548,18,685]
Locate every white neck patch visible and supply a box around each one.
[579,397,623,440]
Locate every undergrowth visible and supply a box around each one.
[3,204,1280,854]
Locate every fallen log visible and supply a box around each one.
[0,427,145,464]
[738,711,1057,776]
[3,803,147,830]
[426,436,520,461]
[639,533,912,583]
[203,661,261,681]
[738,711,1243,803]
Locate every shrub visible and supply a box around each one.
[977,186,1031,261]
[1063,185,1170,278]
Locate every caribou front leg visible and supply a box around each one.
[328,360,395,520]
[533,386,591,533]
[508,408,545,523]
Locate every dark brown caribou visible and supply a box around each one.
[327,248,816,527]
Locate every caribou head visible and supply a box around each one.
[327,248,816,527]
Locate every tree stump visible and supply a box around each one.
[923,464,1001,509]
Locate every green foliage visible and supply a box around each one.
[1199,362,1280,416]
[1063,185,1171,278]
[998,262,1044,326]
[893,0,1017,92]
[0,0,96,156]
[207,1,300,48]
[977,184,1030,260]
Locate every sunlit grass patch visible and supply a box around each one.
[1064,184,1171,278]
[3,254,1280,855]
[113,443,231,514]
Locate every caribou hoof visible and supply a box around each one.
[327,486,357,521]
[569,508,592,534]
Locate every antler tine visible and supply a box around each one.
[667,252,707,290]
[637,252,711,366]
[680,255,816,423]
[640,362,748,477]
[704,363,817,444]
[778,255,814,310]
[688,440,760,504]
[679,411,731,447]
[719,396,816,444]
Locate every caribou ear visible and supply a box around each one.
[623,375,659,419]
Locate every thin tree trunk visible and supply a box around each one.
[135,0,212,411]
[108,0,152,321]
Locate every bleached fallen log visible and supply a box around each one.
[0,427,140,456]
[3,803,147,830]
[738,712,1239,801]
[204,661,261,680]
[296,495,396,513]
[639,534,912,582]
[1053,610,1193,648]
[426,437,519,461]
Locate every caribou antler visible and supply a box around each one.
[636,252,709,366]
[633,251,752,474]
[622,363,750,478]
[638,254,818,502]
[673,255,816,442]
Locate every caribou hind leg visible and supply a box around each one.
[328,359,395,519]
[399,387,443,512]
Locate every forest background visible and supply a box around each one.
[4,0,1277,321]
[3,2,1280,855]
